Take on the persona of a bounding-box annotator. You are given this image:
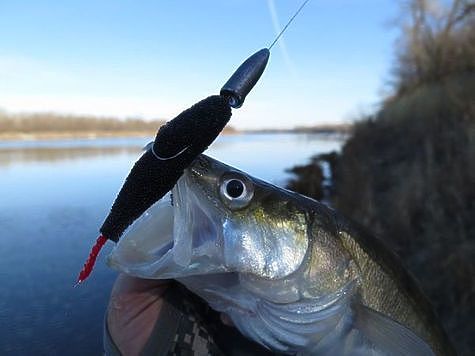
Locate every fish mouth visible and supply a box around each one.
[107,167,228,279]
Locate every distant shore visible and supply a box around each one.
[244,124,352,135]
[0,131,162,141]
[0,110,351,141]
[0,128,350,141]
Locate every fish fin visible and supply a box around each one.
[354,304,435,356]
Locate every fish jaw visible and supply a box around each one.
[107,174,230,278]
[107,154,310,283]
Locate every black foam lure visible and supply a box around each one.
[100,95,232,243]
[77,48,270,284]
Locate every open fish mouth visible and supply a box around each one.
[108,154,309,283]
[107,165,228,279]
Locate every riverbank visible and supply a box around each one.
[286,2,474,353]
[288,74,474,356]
[0,128,349,142]
[0,109,351,142]
[0,131,160,141]
[245,123,352,136]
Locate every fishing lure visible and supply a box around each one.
[75,51,269,284]
[77,0,311,285]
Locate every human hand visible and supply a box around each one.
[106,274,170,355]
[104,272,285,356]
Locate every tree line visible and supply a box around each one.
[0,111,166,133]
[392,0,474,95]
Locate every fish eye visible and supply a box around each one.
[226,179,245,198]
[219,173,254,209]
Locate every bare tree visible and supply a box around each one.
[392,0,475,95]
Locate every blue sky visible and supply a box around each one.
[0,0,399,129]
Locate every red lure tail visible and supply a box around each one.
[76,234,108,286]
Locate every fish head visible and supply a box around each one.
[108,154,442,354]
[107,154,358,352]
[107,154,310,289]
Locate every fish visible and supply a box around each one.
[107,154,454,355]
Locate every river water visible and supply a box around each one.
[0,134,342,355]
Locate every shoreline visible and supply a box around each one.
[0,130,241,141]
[0,131,158,141]
[0,130,348,142]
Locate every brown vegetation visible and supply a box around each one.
[0,111,237,139]
[287,157,325,201]
[0,112,165,133]
[288,1,474,354]
[392,0,475,95]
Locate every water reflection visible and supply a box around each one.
[0,146,142,167]
[0,134,342,355]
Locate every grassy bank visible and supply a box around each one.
[288,1,474,354]
[290,74,474,355]
[338,76,474,354]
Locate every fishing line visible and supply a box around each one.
[76,1,313,286]
[268,0,312,50]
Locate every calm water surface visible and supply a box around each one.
[0,134,341,355]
